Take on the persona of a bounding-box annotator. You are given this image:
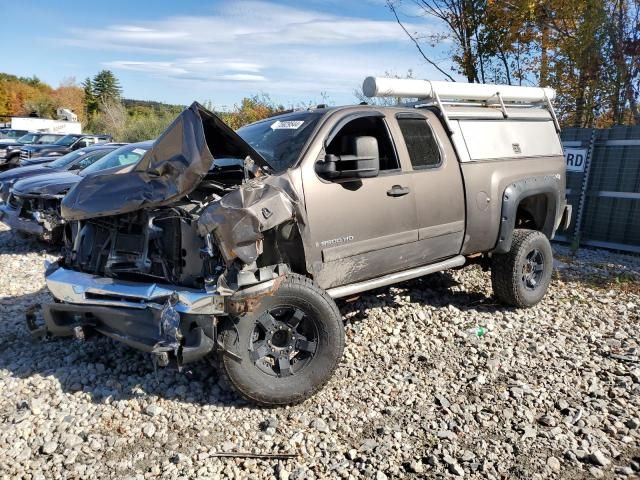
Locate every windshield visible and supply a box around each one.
[36,134,63,144]
[81,144,150,176]
[17,133,39,144]
[47,148,110,169]
[236,111,323,172]
[0,130,25,139]
[54,134,81,146]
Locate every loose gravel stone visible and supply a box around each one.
[547,456,561,471]
[144,405,162,417]
[142,423,156,438]
[41,441,57,455]
[0,226,638,479]
[589,450,611,467]
[408,460,424,473]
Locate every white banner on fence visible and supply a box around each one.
[564,147,588,172]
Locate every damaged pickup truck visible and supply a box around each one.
[33,78,571,405]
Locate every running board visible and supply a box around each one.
[326,255,466,299]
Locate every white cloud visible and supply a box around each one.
[218,74,266,82]
[105,61,188,75]
[59,0,452,102]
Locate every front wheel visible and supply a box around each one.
[220,274,344,406]
[491,229,553,308]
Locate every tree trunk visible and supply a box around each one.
[540,23,550,86]
[574,70,588,128]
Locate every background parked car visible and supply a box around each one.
[0,141,152,242]
[0,133,65,167]
[0,144,124,203]
[19,134,112,161]
[19,142,126,167]
[0,129,29,142]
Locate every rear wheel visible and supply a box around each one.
[220,274,344,406]
[491,229,553,308]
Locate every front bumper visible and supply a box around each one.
[32,266,228,364]
[0,202,44,235]
[45,266,226,314]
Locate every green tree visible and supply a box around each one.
[82,77,98,116]
[92,70,122,104]
[86,99,127,138]
[214,94,286,130]
[23,93,57,118]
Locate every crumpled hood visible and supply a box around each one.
[61,102,267,221]
[13,171,80,198]
[0,165,53,183]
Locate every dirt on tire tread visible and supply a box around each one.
[491,229,550,308]
[219,273,344,407]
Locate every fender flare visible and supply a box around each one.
[494,175,562,254]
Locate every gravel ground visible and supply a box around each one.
[0,223,638,480]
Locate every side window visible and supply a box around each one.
[397,117,441,169]
[76,152,101,169]
[326,116,399,171]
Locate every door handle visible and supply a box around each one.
[387,185,410,197]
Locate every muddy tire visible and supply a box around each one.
[491,229,553,308]
[220,274,344,406]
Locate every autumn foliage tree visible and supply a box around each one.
[215,94,286,130]
[387,0,640,127]
[0,73,85,122]
[0,74,51,118]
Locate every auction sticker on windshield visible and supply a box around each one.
[132,148,147,155]
[271,120,304,130]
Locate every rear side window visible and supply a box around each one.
[397,117,441,169]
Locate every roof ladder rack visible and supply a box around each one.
[362,76,561,132]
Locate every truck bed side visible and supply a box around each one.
[444,109,566,254]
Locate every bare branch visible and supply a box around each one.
[387,1,456,81]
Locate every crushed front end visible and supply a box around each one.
[0,191,65,241]
[38,262,224,365]
[32,102,301,368]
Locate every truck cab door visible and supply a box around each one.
[301,111,420,289]
[390,112,465,261]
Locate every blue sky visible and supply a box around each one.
[4,0,455,109]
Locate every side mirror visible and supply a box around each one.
[315,136,380,181]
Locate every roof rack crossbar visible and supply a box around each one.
[363,76,561,131]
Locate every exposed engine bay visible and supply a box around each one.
[63,157,244,289]
[60,154,305,299]
[67,206,220,289]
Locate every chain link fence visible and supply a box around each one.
[558,126,640,253]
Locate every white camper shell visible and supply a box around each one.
[363,77,563,163]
